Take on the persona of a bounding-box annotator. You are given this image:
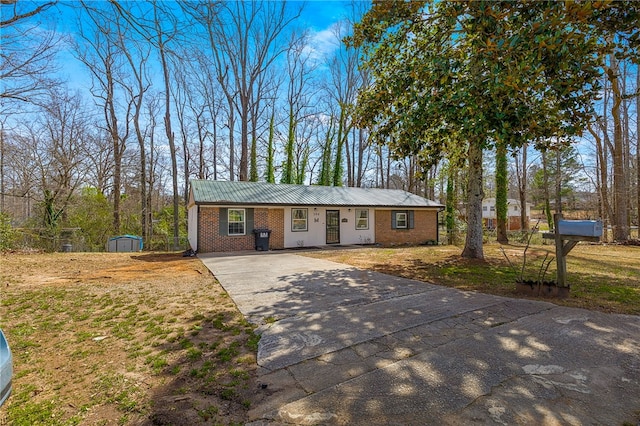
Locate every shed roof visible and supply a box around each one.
[190,180,443,209]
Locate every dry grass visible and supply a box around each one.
[0,252,258,425]
[304,242,640,315]
[1,243,638,424]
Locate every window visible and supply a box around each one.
[228,209,245,235]
[292,208,308,231]
[391,210,414,229]
[483,206,488,211]
[490,206,495,212]
[355,209,369,230]
[513,205,519,212]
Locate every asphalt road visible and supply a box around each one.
[199,251,640,426]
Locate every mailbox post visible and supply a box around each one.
[542,213,602,290]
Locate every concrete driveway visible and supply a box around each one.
[199,251,640,425]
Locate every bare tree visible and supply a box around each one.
[190,51,227,180]
[116,16,152,243]
[0,0,60,106]
[637,67,639,233]
[33,89,90,236]
[191,1,301,181]
[281,31,318,184]
[326,6,370,187]
[606,53,630,241]
[76,1,132,235]
[117,1,182,249]
[83,128,113,196]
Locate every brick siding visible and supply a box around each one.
[198,206,284,253]
[375,209,439,246]
[268,209,285,249]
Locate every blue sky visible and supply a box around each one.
[43,0,365,93]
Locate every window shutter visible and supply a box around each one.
[246,208,254,233]
[409,210,415,229]
[391,210,397,229]
[219,208,228,236]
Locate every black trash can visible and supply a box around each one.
[253,229,271,251]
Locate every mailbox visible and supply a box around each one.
[557,220,603,237]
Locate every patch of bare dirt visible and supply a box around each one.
[0,252,258,425]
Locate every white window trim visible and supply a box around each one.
[292,208,308,232]
[395,211,408,229]
[228,208,246,236]
[355,209,369,230]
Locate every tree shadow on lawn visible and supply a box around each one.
[138,308,259,426]
[360,253,640,315]
[130,252,188,262]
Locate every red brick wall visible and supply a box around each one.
[509,216,522,231]
[268,209,285,249]
[483,216,530,231]
[198,206,284,253]
[375,209,439,246]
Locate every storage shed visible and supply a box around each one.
[107,235,143,252]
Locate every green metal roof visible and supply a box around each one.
[190,180,444,209]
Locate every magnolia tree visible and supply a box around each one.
[350,1,603,259]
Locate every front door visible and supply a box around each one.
[326,210,340,244]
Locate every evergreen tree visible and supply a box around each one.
[332,108,346,187]
[351,1,602,258]
[318,117,334,186]
[281,109,296,184]
[265,112,276,183]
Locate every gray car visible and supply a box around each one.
[0,329,12,407]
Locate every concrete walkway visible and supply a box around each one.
[199,251,640,426]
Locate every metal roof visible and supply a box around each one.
[190,180,444,209]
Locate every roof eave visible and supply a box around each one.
[194,200,444,209]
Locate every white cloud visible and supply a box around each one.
[305,22,344,63]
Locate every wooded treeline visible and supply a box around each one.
[0,1,638,256]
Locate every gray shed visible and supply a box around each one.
[107,235,143,252]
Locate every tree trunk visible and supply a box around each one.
[541,149,553,231]
[588,123,613,242]
[607,57,629,241]
[0,126,4,213]
[356,129,365,188]
[462,140,484,259]
[147,115,155,246]
[108,92,122,236]
[555,147,562,215]
[239,97,249,181]
[155,16,179,250]
[517,143,528,230]
[333,107,346,187]
[134,107,147,244]
[281,107,296,184]
[228,109,235,181]
[495,142,508,244]
[345,125,353,186]
[445,167,456,244]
